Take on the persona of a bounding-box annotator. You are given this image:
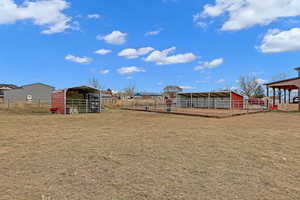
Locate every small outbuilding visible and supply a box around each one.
[51,85,101,114]
[4,83,54,104]
[176,91,244,109]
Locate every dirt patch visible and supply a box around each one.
[0,110,299,200]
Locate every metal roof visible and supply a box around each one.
[178,91,243,98]
[265,77,300,89]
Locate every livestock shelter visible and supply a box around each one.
[4,83,54,104]
[265,67,300,111]
[51,86,101,114]
[176,91,244,109]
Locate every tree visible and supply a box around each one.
[254,85,265,98]
[163,85,183,98]
[271,72,288,82]
[88,77,102,90]
[238,75,265,98]
[124,84,136,97]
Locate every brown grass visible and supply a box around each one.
[0,110,299,200]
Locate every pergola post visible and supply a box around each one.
[273,88,276,106]
[284,89,287,104]
[266,86,269,109]
[278,89,282,104]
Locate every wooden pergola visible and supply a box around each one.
[265,67,300,111]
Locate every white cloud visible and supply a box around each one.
[97,30,127,45]
[117,66,146,75]
[216,79,225,84]
[195,0,300,31]
[194,58,224,71]
[259,28,300,53]
[180,86,196,90]
[87,14,101,19]
[94,49,112,55]
[100,69,110,75]
[145,47,197,65]
[256,78,267,84]
[0,0,73,34]
[118,47,154,59]
[145,29,162,36]
[65,54,92,64]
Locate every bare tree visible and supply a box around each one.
[271,72,288,82]
[124,84,136,97]
[239,75,265,98]
[88,77,102,90]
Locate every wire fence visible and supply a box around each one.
[0,97,116,113]
[120,99,268,116]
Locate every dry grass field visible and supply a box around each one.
[0,110,299,200]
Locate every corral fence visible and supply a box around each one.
[120,99,268,116]
[0,98,117,113]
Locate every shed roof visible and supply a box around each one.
[265,77,300,89]
[55,85,99,93]
[178,91,243,98]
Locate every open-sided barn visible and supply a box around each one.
[176,91,244,109]
[51,86,101,114]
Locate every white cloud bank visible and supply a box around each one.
[97,30,127,45]
[87,14,100,19]
[0,0,73,34]
[259,28,300,53]
[118,47,154,59]
[100,69,110,75]
[145,47,196,65]
[145,29,163,36]
[117,66,146,75]
[194,0,300,31]
[94,49,112,55]
[194,58,224,71]
[65,54,92,64]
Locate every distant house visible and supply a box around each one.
[0,84,18,103]
[4,83,54,104]
[135,92,163,100]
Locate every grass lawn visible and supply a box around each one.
[0,110,299,200]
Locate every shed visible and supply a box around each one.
[51,86,101,114]
[176,91,244,109]
[4,83,54,104]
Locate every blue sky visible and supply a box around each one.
[1,0,300,92]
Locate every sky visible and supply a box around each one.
[1,0,300,93]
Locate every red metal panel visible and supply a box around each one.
[51,90,65,114]
[231,92,244,109]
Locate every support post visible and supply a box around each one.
[273,88,276,106]
[288,89,291,104]
[284,89,287,104]
[278,89,282,104]
[266,86,269,109]
[190,93,193,108]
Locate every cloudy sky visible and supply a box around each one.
[1,0,300,92]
